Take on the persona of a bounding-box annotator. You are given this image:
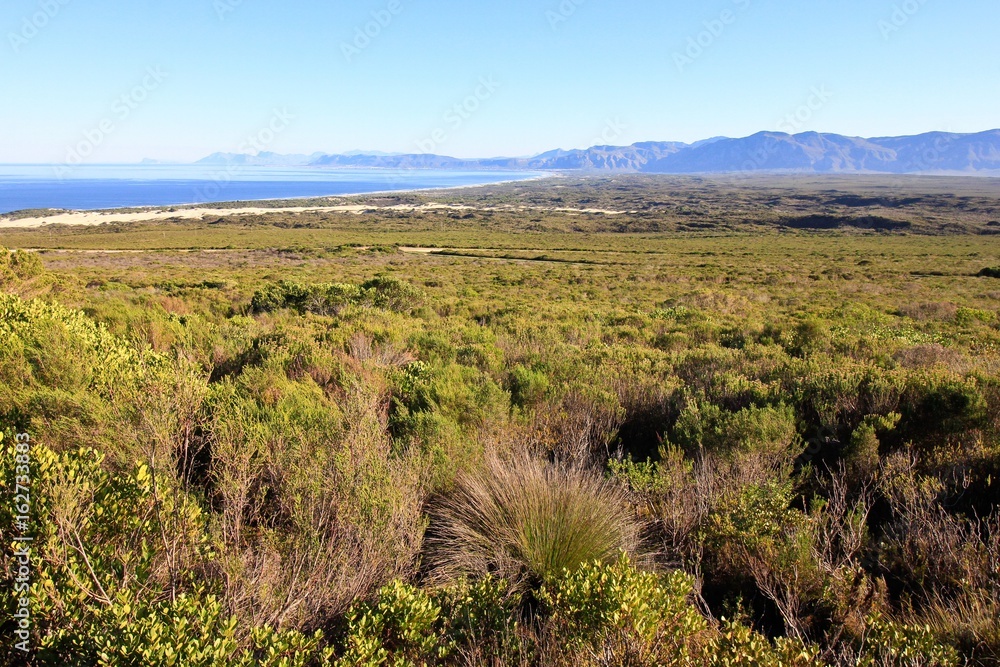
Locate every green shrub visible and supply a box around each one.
[671,401,799,460]
[0,443,216,665]
[0,247,44,285]
[338,580,447,666]
[39,590,332,667]
[360,277,424,312]
[708,619,820,666]
[907,377,988,437]
[703,481,800,551]
[539,554,709,664]
[845,413,899,472]
[0,293,170,396]
[337,577,516,666]
[855,614,959,667]
[954,306,994,326]
[507,364,550,409]
[791,318,829,357]
[250,278,422,316]
[845,421,880,473]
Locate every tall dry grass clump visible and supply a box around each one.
[425,452,641,591]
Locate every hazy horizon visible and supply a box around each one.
[2,126,999,167]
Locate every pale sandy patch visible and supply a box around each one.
[0,203,625,229]
[0,205,370,228]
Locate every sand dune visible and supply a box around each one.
[0,202,625,229]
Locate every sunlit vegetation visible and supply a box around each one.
[2,175,1000,665]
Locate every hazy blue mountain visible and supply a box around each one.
[341,150,407,157]
[309,153,485,169]
[196,151,325,167]
[641,130,1000,174]
[193,130,1000,174]
[869,130,1000,173]
[642,132,897,173]
[526,142,688,171]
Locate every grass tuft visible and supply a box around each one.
[425,453,641,592]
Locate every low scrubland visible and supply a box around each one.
[2,176,1000,665]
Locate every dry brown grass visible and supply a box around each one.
[210,371,424,630]
[893,344,968,371]
[898,302,959,322]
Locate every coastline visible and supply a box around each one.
[0,171,557,229]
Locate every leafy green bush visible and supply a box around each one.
[708,619,819,667]
[507,364,550,409]
[0,443,218,665]
[670,401,799,460]
[39,590,332,667]
[337,577,516,666]
[250,278,422,316]
[954,306,995,326]
[906,376,988,437]
[791,317,830,357]
[338,580,446,666]
[703,481,801,552]
[855,614,959,667]
[360,277,424,312]
[539,554,708,664]
[0,247,44,285]
[0,293,170,396]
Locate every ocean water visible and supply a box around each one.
[0,165,542,214]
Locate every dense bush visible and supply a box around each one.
[0,249,43,285]
[2,220,999,665]
[250,278,423,316]
[538,554,710,664]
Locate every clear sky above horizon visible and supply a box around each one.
[2,0,998,163]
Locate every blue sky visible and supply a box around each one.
[2,0,998,163]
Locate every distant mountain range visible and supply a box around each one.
[195,129,1000,175]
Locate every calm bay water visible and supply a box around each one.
[0,165,542,214]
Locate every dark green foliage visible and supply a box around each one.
[507,364,550,409]
[0,248,43,282]
[338,578,517,665]
[250,277,422,315]
[782,214,911,231]
[906,377,988,437]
